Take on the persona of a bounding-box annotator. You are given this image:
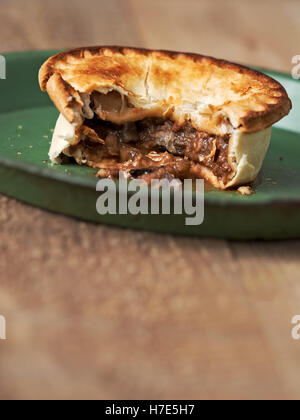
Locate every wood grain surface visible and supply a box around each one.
[0,0,300,400]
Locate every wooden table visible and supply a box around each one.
[0,0,300,400]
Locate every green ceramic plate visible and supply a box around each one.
[0,50,299,239]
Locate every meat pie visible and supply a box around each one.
[39,47,292,189]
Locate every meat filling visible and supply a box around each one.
[69,117,233,183]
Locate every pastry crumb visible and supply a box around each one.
[43,135,49,139]
[17,152,22,156]
[17,125,23,130]
[237,186,254,196]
